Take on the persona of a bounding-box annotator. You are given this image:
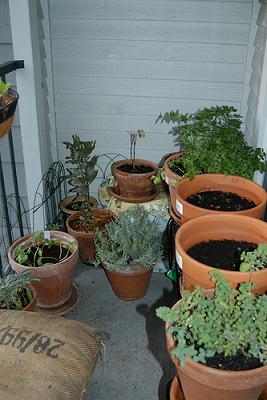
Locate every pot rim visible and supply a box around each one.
[102,261,153,274]
[112,158,159,177]
[66,208,115,235]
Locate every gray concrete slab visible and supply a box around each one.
[68,262,177,400]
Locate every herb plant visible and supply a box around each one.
[128,129,145,169]
[0,270,33,310]
[156,271,267,367]
[240,243,267,272]
[63,134,98,210]
[0,79,11,98]
[15,232,77,267]
[94,205,162,271]
[156,106,266,180]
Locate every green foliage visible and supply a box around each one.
[240,243,267,272]
[94,205,162,271]
[63,134,98,208]
[156,105,266,180]
[0,271,33,310]
[156,271,267,367]
[15,231,77,267]
[128,129,145,168]
[0,79,12,98]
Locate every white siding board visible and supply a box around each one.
[51,20,250,44]
[0,0,12,43]
[54,77,243,101]
[51,0,251,24]
[52,39,247,64]
[53,59,245,83]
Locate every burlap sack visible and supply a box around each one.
[0,310,101,400]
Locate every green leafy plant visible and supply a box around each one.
[63,134,98,211]
[128,129,145,169]
[156,270,267,367]
[0,270,33,310]
[94,205,162,271]
[0,79,11,98]
[15,231,77,267]
[240,243,267,272]
[156,106,266,180]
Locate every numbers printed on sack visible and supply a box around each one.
[0,325,65,358]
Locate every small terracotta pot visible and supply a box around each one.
[166,301,267,400]
[163,152,184,211]
[59,195,98,217]
[8,231,79,309]
[0,88,19,139]
[175,214,267,294]
[111,159,158,200]
[102,263,153,300]
[172,174,267,224]
[66,208,116,264]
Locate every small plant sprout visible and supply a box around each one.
[0,79,12,98]
[128,129,145,169]
[240,243,267,272]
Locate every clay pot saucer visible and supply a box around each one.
[107,185,160,204]
[35,281,81,316]
[169,376,185,400]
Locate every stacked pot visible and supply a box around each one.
[163,160,267,399]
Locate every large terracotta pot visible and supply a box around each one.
[66,208,115,264]
[163,152,184,211]
[111,159,158,200]
[166,301,267,400]
[8,231,79,309]
[172,174,267,224]
[102,263,153,300]
[175,214,267,294]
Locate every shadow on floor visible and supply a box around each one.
[136,280,178,400]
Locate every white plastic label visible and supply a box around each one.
[44,231,51,240]
[176,250,183,270]
[165,176,170,185]
[176,199,183,215]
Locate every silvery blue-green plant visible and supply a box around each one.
[94,205,162,271]
[156,271,267,367]
[0,271,33,310]
[240,243,267,272]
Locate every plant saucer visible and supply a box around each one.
[107,185,160,204]
[35,281,81,316]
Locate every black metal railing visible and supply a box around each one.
[0,60,24,276]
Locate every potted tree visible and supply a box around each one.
[110,129,159,202]
[175,213,267,294]
[156,106,267,212]
[0,270,36,311]
[62,135,116,263]
[0,79,19,139]
[157,271,267,400]
[8,231,78,310]
[94,206,162,300]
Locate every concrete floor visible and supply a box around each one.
[68,262,177,400]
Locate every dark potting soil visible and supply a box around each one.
[187,239,257,271]
[168,160,185,177]
[186,190,256,211]
[205,350,263,371]
[26,244,69,266]
[118,164,154,174]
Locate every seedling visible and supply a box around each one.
[128,129,145,169]
[240,243,267,272]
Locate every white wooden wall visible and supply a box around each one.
[49,0,255,196]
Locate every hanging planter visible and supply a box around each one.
[0,80,19,139]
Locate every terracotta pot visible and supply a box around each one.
[59,195,98,217]
[102,263,153,300]
[8,231,79,309]
[163,152,184,211]
[111,159,158,200]
[175,213,267,294]
[172,174,267,224]
[166,301,267,400]
[66,208,116,264]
